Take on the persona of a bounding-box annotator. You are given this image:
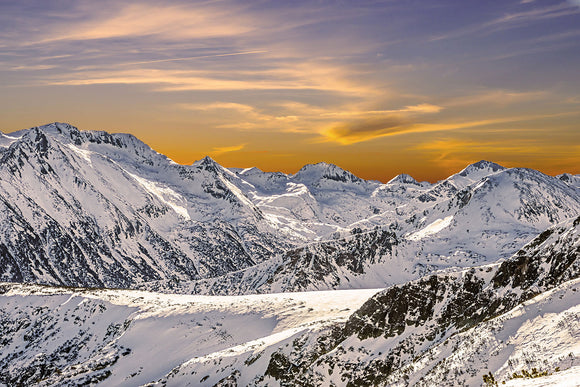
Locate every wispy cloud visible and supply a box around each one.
[211,143,246,155]
[443,89,549,107]
[431,3,580,41]
[182,102,256,114]
[36,3,254,44]
[10,65,57,71]
[180,101,301,132]
[320,103,443,118]
[117,50,268,66]
[318,112,579,145]
[40,62,374,95]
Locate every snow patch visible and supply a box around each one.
[407,215,454,241]
[125,171,190,220]
[66,143,93,165]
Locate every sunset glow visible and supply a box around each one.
[1,0,579,181]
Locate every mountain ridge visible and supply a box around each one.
[0,122,578,386]
[0,123,578,294]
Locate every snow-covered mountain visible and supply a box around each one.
[0,123,292,289]
[1,123,578,294]
[144,164,580,295]
[0,215,577,386]
[153,215,580,386]
[0,122,579,386]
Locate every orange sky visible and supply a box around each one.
[1,0,579,182]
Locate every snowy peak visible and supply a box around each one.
[3,122,172,169]
[293,162,363,185]
[557,173,580,189]
[193,155,223,172]
[426,160,507,198]
[458,159,506,177]
[387,173,421,186]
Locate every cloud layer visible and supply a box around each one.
[0,0,578,181]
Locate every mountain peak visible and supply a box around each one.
[293,162,362,184]
[387,173,419,185]
[458,160,505,177]
[193,155,223,172]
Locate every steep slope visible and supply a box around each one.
[558,173,580,189]
[231,162,388,240]
[0,123,287,288]
[1,213,577,387]
[149,215,580,386]
[164,168,580,295]
[0,210,577,386]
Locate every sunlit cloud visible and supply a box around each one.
[443,90,549,107]
[10,65,57,71]
[182,102,256,114]
[36,3,254,43]
[40,61,374,95]
[321,103,443,118]
[211,143,246,155]
[319,112,579,145]
[118,50,268,66]
[180,102,301,132]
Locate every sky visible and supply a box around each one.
[0,0,579,182]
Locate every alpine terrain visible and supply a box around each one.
[0,123,578,386]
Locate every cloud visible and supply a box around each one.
[443,89,549,107]
[318,112,579,145]
[321,116,410,145]
[179,101,301,132]
[211,143,246,155]
[118,51,268,66]
[431,4,580,41]
[37,3,253,43]
[10,65,57,71]
[40,60,374,95]
[321,103,443,118]
[317,103,443,144]
[181,102,256,114]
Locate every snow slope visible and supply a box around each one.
[0,283,380,386]
[1,215,577,386]
[147,216,580,386]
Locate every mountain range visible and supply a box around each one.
[0,123,578,386]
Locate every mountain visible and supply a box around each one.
[0,123,579,295]
[148,166,580,295]
[0,122,579,386]
[0,216,577,386]
[161,215,580,386]
[558,172,580,189]
[0,123,288,289]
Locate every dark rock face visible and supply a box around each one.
[179,229,399,296]
[0,294,132,386]
[255,217,580,386]
[279,230,398,290]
